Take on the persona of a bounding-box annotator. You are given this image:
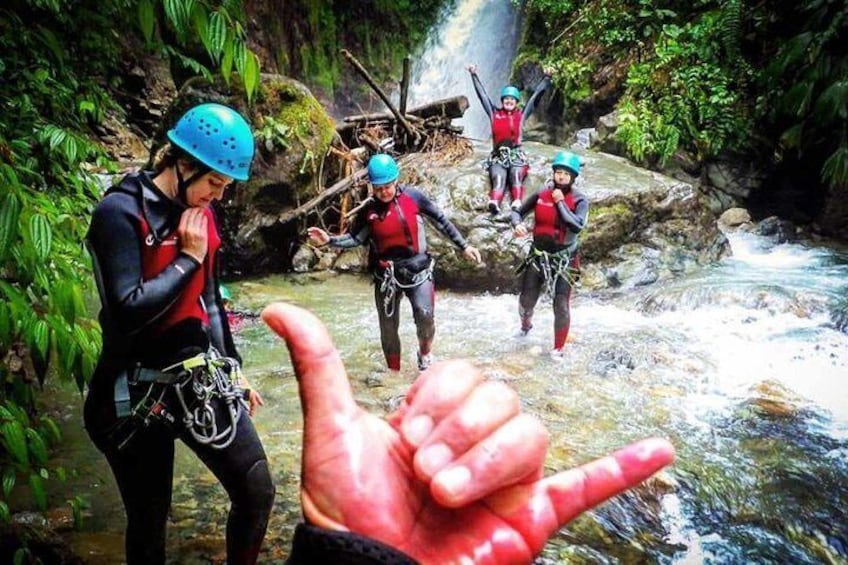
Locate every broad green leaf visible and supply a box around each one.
[244,52,260,103]
[163,0,182,31]
[193,6,211,55]
[2,466,16,498]
[1,421,28,466]
[30,318,50,360]
[29,473,47,510]
[208,11,228,63]
[0,193,22,260]
[29,214,52,260]
[0,501,8,524]
[233,37,247,76]
[220,33,234,83]
[41,416,62,444]
[138,0,156,44]
[55,466,67,482]
[26,429,48,466]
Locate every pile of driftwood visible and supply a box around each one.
[289,50,473,236]
[335,49,470,153]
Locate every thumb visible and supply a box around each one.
[261,302,358,426]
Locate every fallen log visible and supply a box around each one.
[276,169,369,225]
[341,96,468,125]
[341,49,421,145]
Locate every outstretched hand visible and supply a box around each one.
[262,303,674,564]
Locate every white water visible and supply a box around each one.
[404,0,521,140]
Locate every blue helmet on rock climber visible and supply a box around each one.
[552,151,581,177]
[167,103,255,181]
[500,85,521,101]
[367,154,400,185]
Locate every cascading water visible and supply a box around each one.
[403,0,522,140]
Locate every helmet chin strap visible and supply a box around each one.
[175,165,209,205]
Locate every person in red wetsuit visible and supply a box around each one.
[510,151,589,360]
[466,64,552,215]
[85,103,272,564]
[308,154,481,378]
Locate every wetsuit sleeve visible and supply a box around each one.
[205,264,240,362]
[286,523,418,565]
[556,191,589,233]
[409,189,468,250]
[87,194,201,335]
[470,72,495,119]
[521,75,552,124]
[326,208,371,249]
[510,192,540,226]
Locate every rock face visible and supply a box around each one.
[309,142,730,294]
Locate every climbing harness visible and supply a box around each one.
[113,349,247,450]
[485,146,528,170]
[377,257,435,318]
[519,246,578,300]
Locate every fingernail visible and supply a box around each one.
[435,466,471,498]
[404,415,433,447]
[417,443,453,477]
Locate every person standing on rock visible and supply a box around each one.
[466,64,553,215]
[511,151,589,360]
[307,154,481,380]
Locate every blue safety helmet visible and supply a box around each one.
[167,103,255,181]
[500,85,521,101]
[552,151,581,177]
[367,154,400,185]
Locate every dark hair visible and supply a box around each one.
[151,143,205,175]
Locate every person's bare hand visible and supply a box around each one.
[463,245,482,264]
[262,302,675,564]
[514,223,529,238]
[246,389,264,417]
[306,227,330,246]
[552,189,565,203]
[178,208,208,263]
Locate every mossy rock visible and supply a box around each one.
[159,74,336,204]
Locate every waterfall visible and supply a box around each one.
[405,0,522,140]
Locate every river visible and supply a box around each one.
[44,227,848,563]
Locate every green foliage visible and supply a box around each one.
[0,402,65,517]
[0,0,259,522]
[138,0,261,103]
[759,0,848,188]
[256,116,292,151]
[618,15,749,164]
[522,0,848,188]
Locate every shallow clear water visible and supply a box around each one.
[44,230,848,563]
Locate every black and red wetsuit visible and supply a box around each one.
[510,181,589,350]
[85,171,273,564]
[328,186,469,371]
[470,73,551,206]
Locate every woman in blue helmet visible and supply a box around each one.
[510,151,589,360]
[85,103,273,564]
[307,154,481,378]
[466,64,553,215]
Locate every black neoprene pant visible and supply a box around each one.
[85,390,275,565]
[489,162,525,202]
[375,278,435,370]
[518,264,574,349]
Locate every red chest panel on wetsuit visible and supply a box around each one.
[491,109,523,148]
[366,193,420,256]
[534,188,576,245]
[138,207,220,334]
